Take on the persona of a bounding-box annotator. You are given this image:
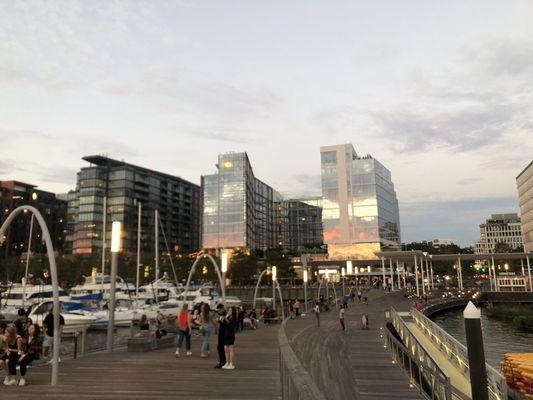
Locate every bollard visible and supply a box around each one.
[463,301,488,400]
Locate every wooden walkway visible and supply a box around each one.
[286,289,425,400]
[1,324,281,399]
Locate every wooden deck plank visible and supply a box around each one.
[0,324,281,399]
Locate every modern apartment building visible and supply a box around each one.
[320,144,401,259]
[66,156,201,255]
[517,161,533,253]
[474,213,523,254]
[201,152,279,254]
[277,197,323,251]
[0,181,67,258]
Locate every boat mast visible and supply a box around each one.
[101,196,107,293]
[136,201,141,308]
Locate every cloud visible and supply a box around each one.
[400,196,519,245]
[188,130,256,144]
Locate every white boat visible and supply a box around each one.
[69,274,135,301]
[26,300,97,333]
[159,286,229,315]
[0,283,69,316]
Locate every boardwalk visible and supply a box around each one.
[285,289,425,400]
[1,324,281,399]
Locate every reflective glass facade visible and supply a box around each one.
[277,197,323,251]
[66,156,201,255]
[202,153,278,252]
[320,144,400,259]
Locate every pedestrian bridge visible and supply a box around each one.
[387,307,508,400]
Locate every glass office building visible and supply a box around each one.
[320,144,401,259]
[202,152,279,253]
[277,197,323,251]
[66,155,201,255]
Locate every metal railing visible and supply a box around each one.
[409,308,507,400]
[389,308,465,400]
[278,317,327,400]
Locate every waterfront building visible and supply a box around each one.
[66,155,201,255]
[320,144,401,259]
[517,161,533,253]
[430,238,458,248]
[0,180,67,258]
[202,152,280,254]
[474,213,523,254]
[276,197,323,251]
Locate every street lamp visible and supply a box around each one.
[272,266,277,311]
[107,221,121,352]
[303,269,308,314]
[346,260,353,275]
[341,267,346,296]
[221,252,228,288]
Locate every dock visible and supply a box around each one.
[1,324,281,399]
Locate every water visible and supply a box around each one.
[431,307,533,367]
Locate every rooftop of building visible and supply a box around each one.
[82,155,199,188]
[516,159,533,180]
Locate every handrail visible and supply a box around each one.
[389,308,462,400]
[278,317,327,400]
[409,308,507,400]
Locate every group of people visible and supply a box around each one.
[313,287,371,331]
[172,302,238,370]
[0,308,64,386]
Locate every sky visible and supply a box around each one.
[1,0,532,246]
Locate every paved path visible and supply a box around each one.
[286,288,425,400]
[1,324,281,399]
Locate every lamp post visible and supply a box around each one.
[272,266,277,311]
[389,258,394,291]
[221,252,228,283]
[414,255,420,297]
[303,269,308,314]
[135,201,141,308]
[381,257,386,289]
[22,213,34,308]
[341,267,346,297]
[429,255,434,290]
[107,221,121,353]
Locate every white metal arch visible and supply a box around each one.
[184,251,226,304]
[0,205,60,385]
[317,277,338,308]
[252,269,270,310]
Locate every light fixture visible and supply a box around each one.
[221,253,228,273]
[341,267,346,277]
[111,221,122,253]
[303,269,308,283]
[272,266,277,281]
[346,260,353,275]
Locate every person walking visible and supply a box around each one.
[222,306,237,370]
[357,290,362,302]
[214,303,227,368]
[314,302,321,327]
[361,313,369,329]
[339,305,346,331]
[199,304,215,358]
[175,303,192,357]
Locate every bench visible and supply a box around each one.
[127,333,175,353]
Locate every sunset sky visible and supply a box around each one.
[1,0,532,245]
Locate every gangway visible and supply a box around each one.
[387,307,508,400]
